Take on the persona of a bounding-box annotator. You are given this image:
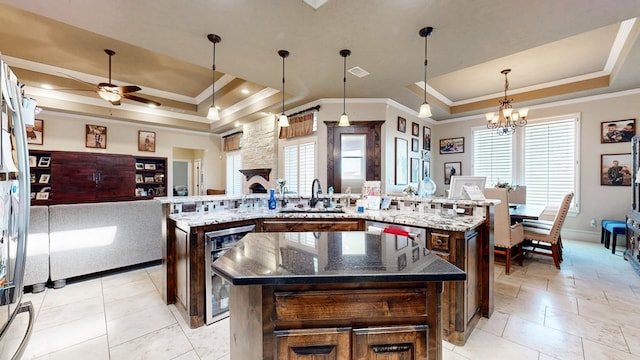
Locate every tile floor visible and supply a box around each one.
[7,238,640,359]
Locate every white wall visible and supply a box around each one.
[28,110,223,193]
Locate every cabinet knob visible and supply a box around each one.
[436,239,443,245]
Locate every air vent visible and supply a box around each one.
[348,66,370,78]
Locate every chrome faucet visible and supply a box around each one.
[281,186,289,207]
[310,178,322,208]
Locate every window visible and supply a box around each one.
[225,151,242,196]
[340,134,366,191]
[472,114,579,211]
[523,118,577,208]
[472,128,513,186]
[283,139,316,195]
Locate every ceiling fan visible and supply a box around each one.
[64,49,161,107]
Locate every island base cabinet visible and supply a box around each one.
[230,283,442,360]
[275,327,351,360]
[352,325,428,360]
[275,325,428,360]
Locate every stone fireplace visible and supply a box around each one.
[239,168,273,194]
[239,117,277,194]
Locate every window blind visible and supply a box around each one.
[283,141,315,195]
[225,152,242,196]
[524,119,576,208]
[472,128,513,186]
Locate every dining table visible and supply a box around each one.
[509,203,546,222]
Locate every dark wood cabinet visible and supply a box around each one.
[29,150,167,204]
[135,156,167,199]
[626,137,640,273]
[260,218,364,232]
[50,152,135,203]
[29,150,53,205]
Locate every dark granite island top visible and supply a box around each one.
[212,231,466,285]
[213,231,465,360]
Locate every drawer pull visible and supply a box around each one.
[436,239,443,245]
[372,343,412,353]
[293,345,334,355]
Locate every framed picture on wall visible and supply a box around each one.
[138,130,156,152]
[26,119,44,145]
[86,124,107,149]
[411,138,419,152]
[440,137,464,154]
[601,119,635,143]
[397,116,407,133]
[423,160,430,180]
[444,161,461,185]
[412,122,419,137]
[410,157,420,183]
[601,153,632,186]
[395,137,408,185]
[423,126,431,150]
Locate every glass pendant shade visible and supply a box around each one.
[338,113,350,127]
[207,106,220,121]
[418,102,432,118]
[279,113,289,127]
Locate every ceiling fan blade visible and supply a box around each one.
[119,85,141,93]
[122,93,161,107]
[58,72,97,89]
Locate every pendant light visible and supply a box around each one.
[278,50,290,127]
[418,26,433,119]
[338,49,351,127]
[206,33,221,121]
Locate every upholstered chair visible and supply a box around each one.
[521,192,574,269]
[508,185,526,204]
[484,188,524,274]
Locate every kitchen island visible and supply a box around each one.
[213,231,466,360]
[160,195,498,346]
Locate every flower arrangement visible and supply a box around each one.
[404,185,417,196]
[276,178,286,194]
[494,180,516,192]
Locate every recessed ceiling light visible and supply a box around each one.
[241,89,250,94]
[41,84,53,89]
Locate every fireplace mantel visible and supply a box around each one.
[239,168,271,181]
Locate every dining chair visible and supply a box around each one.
[484,188,524,274]
[508,185,526,204]
[521,192,574,269]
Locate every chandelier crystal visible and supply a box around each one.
[485,69,528,135]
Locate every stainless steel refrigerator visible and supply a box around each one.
[0,54,35,359]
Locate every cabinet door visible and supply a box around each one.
[97,155,135,201]
[275,327,351,360]
[353,325,427,360]
[261,219,362,232]
[51,152,97,203]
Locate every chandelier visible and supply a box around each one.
[485,69,528,135]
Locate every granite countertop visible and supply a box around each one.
[170,206,487,232]
[212,231,466,286]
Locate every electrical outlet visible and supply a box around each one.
[590,218,597,227]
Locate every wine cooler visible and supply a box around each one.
[204,224,255,324]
